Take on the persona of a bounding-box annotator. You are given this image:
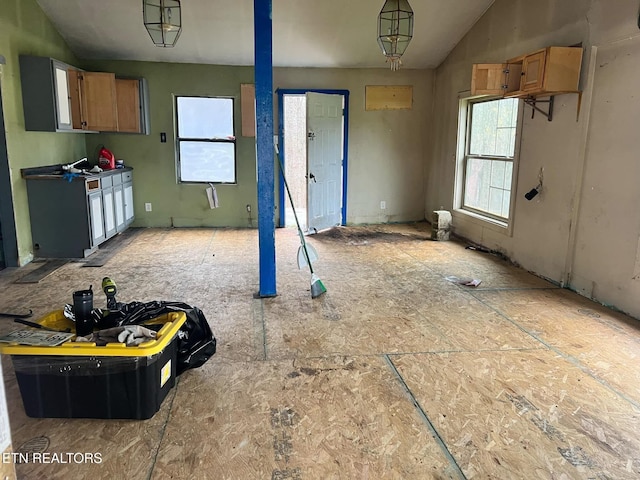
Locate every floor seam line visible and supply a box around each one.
[467,291,640,411]
[260,299,268,360]
[201,228,218,265]
[236,347,550,363]
[472,286,561,292]
[261,299,267,361]
[383,354,467,480]
[146,377,180,480]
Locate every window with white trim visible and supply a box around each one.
[176,96,236,183]
[459,97,521,223]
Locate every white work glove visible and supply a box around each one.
[117,325,157,345]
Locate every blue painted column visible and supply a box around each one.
[254,0,277,297]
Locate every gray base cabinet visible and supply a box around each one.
[24,169,134,258]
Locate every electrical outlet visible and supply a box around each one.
[145,203,152,212]
[246,204,251,212]
[380,201,386,210]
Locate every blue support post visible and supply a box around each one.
[254,0,277,297]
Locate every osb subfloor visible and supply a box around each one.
[1,223,640,479]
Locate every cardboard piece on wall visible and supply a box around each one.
[241,84,256,137]
[365,85,413,111]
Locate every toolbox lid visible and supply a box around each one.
[0,310,186,357]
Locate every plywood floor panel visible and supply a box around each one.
[475,288,640,406]
[392,350,640,479]
[2,224,640,479]
[152,357,458,480]
[263,285,456,358]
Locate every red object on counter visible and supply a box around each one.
[98,147,115,170]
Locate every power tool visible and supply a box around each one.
[101,277,119,310]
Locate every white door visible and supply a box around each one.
[306,92,343,233]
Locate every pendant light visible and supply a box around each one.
[377,0,414,71]
[143,0,182,48]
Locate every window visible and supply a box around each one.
[459,97,521,223]
[176,96,236,183]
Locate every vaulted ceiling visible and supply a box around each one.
[36,0,495,69]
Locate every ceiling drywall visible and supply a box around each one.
[36,0,495,69]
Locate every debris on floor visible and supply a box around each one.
[445,275,482,287]
[315,224,430,245]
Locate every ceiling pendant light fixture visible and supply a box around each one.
[143,0,182,48]
[377,0,414,71]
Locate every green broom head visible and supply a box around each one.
[310,273,327,299]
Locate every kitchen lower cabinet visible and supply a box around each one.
[24,168,134,258]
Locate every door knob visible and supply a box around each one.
[308,173,316,183]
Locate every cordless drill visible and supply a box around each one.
[101,277,119,311]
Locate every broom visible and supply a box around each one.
[275,146,326,299]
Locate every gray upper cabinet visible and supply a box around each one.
[19,55,83,132]
[19,55,150,134]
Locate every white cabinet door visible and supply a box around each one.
[88,191,105,246]
[114,184,126,232]
[53,61,72,130]
[103,188,116,239]
[124,182,134,225]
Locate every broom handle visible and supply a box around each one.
[276,153,315,275]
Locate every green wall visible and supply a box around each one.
[0,0,86,265]
[1,0,435,264]
[82,60,258,229]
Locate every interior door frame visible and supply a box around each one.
[276,89,349,228]
[0,55,19,267]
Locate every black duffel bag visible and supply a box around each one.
[95,300,216,375]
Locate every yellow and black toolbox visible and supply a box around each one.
[0,310,186,420]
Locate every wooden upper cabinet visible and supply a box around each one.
[115,79,141,133]
[68,69,83,130]
[471,46,583,98]
[521,50,547,91]
[471,63,522,96]
[80,72,118,131]
[69,71,118,131]
[471,64,507,95]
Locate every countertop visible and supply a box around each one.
[21,164,132,180]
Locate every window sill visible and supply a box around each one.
[452,208,513,236]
